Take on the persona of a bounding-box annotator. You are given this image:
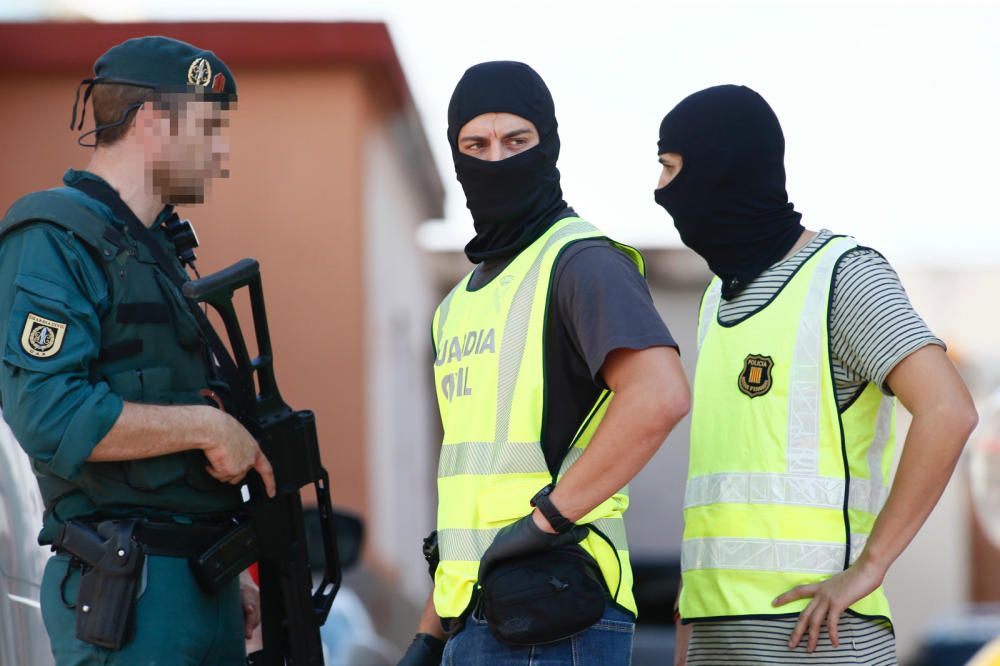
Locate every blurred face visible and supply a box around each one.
[138,95,232,205]
[457,112,539,161]
[657,152,684,189]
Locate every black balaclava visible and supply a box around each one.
[654,85,804,299]
[447,61,569,264]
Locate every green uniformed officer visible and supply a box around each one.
[0,36,276,665]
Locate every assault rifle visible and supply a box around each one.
[183,258,341,665]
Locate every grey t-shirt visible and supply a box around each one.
[469,238,678,473]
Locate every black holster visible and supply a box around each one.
[53,520,145,650]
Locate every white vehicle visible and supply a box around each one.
[0,410,395,666]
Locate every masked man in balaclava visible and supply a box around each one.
[654,85,977,666]
[398,61,691,666]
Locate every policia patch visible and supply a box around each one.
[738,354,774,398]
[20,313,67,358]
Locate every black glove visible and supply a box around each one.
[397,633,445,666]
[479,514,589,581]
[422,530,439,581]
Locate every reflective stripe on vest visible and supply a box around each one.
[439,517,629,563]
[431,217,641,619]
[681,236,895,622]
[682,533,872,574]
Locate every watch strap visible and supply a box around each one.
[531,485,575,534]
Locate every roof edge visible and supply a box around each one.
[0,20,444,213]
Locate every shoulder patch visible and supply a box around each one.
[20,313,67,358]
[738,354,774,398]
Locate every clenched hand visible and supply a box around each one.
[202,410,276,497]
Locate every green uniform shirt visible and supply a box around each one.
[0,170,125,480]
[0,169,241,543]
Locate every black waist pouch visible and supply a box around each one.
[480,545,607,646]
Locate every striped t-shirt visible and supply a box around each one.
[686,229,942,665]
[688,616,898,665]
[717,229,944,408]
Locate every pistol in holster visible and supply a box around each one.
[52,519,145,650]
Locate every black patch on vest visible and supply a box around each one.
[738,354,774,398]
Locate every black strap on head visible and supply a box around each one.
[70,77,158,148]
[69,78,95,132]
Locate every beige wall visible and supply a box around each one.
[0,73,93,202]
[362,107,440,602]
[187,66,372,519]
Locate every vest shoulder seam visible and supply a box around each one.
[1,189,118,258]
[714,234,850,329]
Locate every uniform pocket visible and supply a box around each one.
[40,555,77,635]
[135,367,173,403]
[570,606,635,666]
[105,369,143,401]
[592,616,635,634]
[104,367,174,404]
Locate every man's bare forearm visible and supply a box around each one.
[86,402,217,462]
[858,404,976,574]
[858,346,978,575]
[550,346,690,523]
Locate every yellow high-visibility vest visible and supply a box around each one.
[431,217,641,620]
[681,235,894,622]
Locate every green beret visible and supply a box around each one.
[70,35,237,146]
[94,35,237,99]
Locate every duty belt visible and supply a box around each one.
[54,518,239,559]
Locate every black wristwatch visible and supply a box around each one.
[530,484,575,534]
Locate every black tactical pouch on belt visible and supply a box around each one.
[53,520,145,650]
[189,520,259,594]
[479,544,607,646]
